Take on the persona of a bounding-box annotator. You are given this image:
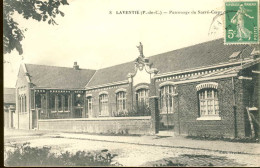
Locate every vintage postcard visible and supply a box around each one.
[3,0,260,167]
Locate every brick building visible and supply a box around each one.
[15,39,260,138]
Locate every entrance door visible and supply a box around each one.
[157,95,175,136]
[159,95,175,131]
[74,108,82,118]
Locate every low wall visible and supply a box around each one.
[38,116,152,135]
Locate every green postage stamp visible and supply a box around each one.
[225,0,259,44]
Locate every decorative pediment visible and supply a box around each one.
[127,42,159,86]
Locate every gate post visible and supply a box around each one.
[149,96,160,134]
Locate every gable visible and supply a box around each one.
[16,64,29,88]
[133,67,151,86]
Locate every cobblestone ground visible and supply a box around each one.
[4,129,260,167]
[142,154,247,167]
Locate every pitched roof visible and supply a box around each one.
[86,61,136,87]
[87,38,254,87]
[4,88,16,104]
[25,64,96,89]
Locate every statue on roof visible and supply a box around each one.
[137,42,144,57]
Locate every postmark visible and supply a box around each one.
[224,0,259,44]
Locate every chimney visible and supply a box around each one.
[73,62,80,70]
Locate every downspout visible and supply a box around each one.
[232,77,238,138]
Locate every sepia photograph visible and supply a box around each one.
[3,0,260,167]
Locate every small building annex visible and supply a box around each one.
[15,38,260,138]
[4,88,16,128]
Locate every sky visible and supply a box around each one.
[4,0,224,88]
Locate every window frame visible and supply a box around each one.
[160,85,175,114]
[19,94,27,114]
[99,94,109,116]
[116,91,127,112]
[50,94,56,112]
[21,96,24,113]
[136,88,149,106]
[19,95,22,114]
[50,93,71,113]
[64,94,70,112]
[197,88,221,120]
[86,96,93,117]
[57,94,63,112]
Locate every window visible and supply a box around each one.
[19,96,22,113]
[198,89,219,117]
[35,94,41,108]
[64,94,70,111]
[116,91,126,112]
[19,95,27,114]
[160,85,175,113]
[136,89,149,106]
[21,96,24,113]
[86,96,93,117]
[49,93,71,112]
[58,94,62,111]
[50,94,55,111]
[99,94,109,116]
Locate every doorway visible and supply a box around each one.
[74,108,83,118]
[157,97,175,136]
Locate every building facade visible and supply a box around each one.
[4,88,16,128]
[15,39,260,138]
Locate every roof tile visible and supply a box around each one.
[25,64,96,89]
[87,38,254,87]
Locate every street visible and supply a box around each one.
[4,128,260,167]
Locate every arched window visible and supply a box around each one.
[198,88,219,116]
[136,88,149,106]
[86,96,93,117]
[21,96,24,113]
[19,96,22,113]
[99,94,109,116]
[116,91,126,112]
[160,85,175,113]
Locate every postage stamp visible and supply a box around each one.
[224,0,259,44]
